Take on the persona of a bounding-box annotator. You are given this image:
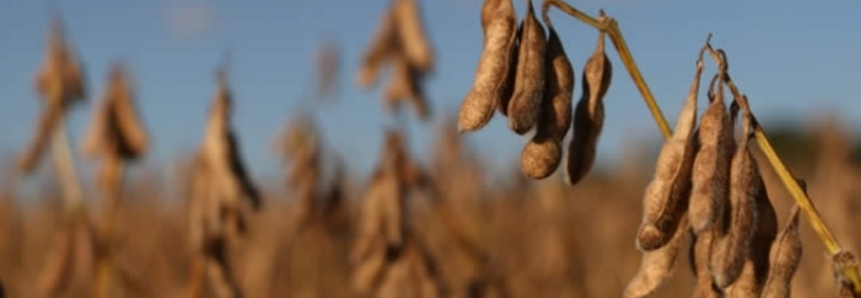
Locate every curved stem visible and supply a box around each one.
[545,0,672,138]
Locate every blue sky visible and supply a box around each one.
[1,0,860,185]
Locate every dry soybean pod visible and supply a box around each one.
[727,173,779,298]
[688,66,733,234]
[496,22,520,117]
[724,101,777,297]
[458,0,517,132]
[483,0,519,117]
[623,217,690,298]
[105,63,149,158]
[519,14,573,179]
[383,53,431,120]
[394,0,435,73]
[690,230,723,298]
[761,203,802,298]
[356,2,399,90]
[711,94,757,289]
[506,0,546,134]
[564,28,612,186]
[635,48,706,251]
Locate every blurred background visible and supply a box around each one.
[0,0,860,297]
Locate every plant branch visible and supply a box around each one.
[544,0,861,293]
[545,0,672,138]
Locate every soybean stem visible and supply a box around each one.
[544,0,672,139]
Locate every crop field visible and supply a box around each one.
[0,1,860,298]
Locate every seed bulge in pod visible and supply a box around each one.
[458,0,517,132]
[624,217,690,298]
[506,0,546,134]
[564,31,611,186]
[520,25,573,179]
[688,73,733,234]
[711,94,758,289]
[636,56,704,251]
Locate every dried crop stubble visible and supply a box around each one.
[711,95,758,289]
[350,131,409,295]
[458,0,517,132]
[519,21,573,179]
[624,217,690,298]
[688,72,733,234]
[37,215,98,297]
[506,0,546,134]
[564,30,612,186]
[760,204,802,298]
[635,53,705,251]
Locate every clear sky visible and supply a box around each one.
[1,0,859,184]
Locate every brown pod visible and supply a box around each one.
[761,205,802,298]
[355,130,408,254]
[690,230,722,298]
[394,0,435,73]
[19,18,87,174]
[724,177,777,298]
[519,25,573,179]
[81,63,149,160]
[506,0,546,134]
[623,217,690,298]
[108,66,149,159]
[688,73,733,234]
[636,56,704,251]
[727,173,779,298]
[458,0,517,132]
[199,69,261,214]
[711,96,758,289]
[38,18,86,104]
[356,3,399,89]
[496,23,520,116]
[564,31,612,186]
[383,53,431,120]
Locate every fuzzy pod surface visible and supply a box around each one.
[506,0,547,134]
[688,74,733,234]
[564,31,611,186]
[636,57,704,251]
[458,0,518,132]
[520,25,573,179]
